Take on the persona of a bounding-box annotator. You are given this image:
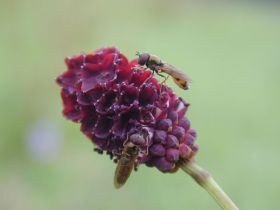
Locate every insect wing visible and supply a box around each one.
[155,63,191,89]
[114,155,135,188]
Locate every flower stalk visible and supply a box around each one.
[180,160,239,210]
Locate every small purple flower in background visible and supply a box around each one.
[56,47,197,172]
[26,120,62,162]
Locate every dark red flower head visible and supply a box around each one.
[56,47,198,172]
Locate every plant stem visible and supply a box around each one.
[180,160,239,210]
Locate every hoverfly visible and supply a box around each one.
[114,142,140,189]
[136,52,191,90]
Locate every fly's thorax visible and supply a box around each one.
[123,142,139,157]
[147,54,162,66]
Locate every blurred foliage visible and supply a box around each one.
[0,0,280,209]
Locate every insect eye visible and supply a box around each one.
[138,53,150,65]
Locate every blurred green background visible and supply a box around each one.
[1,0,280,209]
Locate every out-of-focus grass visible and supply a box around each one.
[1,1,280,209]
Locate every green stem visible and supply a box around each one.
[180,160,239,210]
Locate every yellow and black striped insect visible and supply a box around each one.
[114,142,139,189]
[137,52,191,90]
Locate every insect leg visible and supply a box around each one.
[154,69,168,84]
[161,74,169,85]
[158,74,169,94]
[122,132,130,147]
[134,158,139,171]
[140,68,154,88]
[156,72,166,78]
[93,147,103,154]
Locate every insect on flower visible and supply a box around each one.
[114,142,140,189]
[136,52,192,90]
[57,47,198,183]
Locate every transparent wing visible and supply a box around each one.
[114,156,134,189]
[154,63,191,89]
